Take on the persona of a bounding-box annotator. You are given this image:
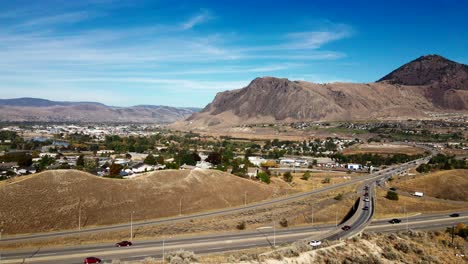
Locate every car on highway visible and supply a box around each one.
[308,240,322,247]
[115,240,133,247]
[363,206,369,210]
[84,257,102,264]
[342,225,351,231]
[364,197,370,202]
[450,213,460,217]
[389,218,401,224]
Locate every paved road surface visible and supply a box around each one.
[2,211,466,264]
[2,157,428,243]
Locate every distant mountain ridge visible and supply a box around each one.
[182,54,468,128]
[0,98,201,123]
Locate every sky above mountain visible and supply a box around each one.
[0,0,467,107]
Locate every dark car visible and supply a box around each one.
[363,206,369,210]
[450,213,460,217]
[84,257,102,264]
[342,225,351,231]
[389,218,401,224]
[115,241,133,247]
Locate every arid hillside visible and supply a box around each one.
[0,169,292,234]
[0,98,199,123]
[392,169,468,201]
[180,55,468,129]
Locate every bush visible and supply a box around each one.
[257,172,271,184]
[283,171,293,182]
[382,247,399,260]
[322,177,331,184]
[166,249,197,264]
[394,241,410,253]
[386,191,399,200]
[301,171,311,180]
[279,218,288,227]
[236,221,246,230]
[334,193,344,201]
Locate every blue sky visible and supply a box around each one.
[1,0,467,107]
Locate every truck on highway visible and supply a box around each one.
[413,192,424,197]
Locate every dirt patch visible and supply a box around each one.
[343,143,426,155]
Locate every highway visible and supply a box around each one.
[0,150,440,264]
[1,157,428,243]
[2,211,467,264]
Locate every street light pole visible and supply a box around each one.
[273,217,276,248]
[179,197,183,216]
[311,204,314,225]
[130,211,135,241]
[162,237,165,263]
[404,202,408,232]
[78,203,81,231]
[335,211,338,227]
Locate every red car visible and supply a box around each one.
[115,240,133,247]
[342,225,351,231]
[84,257,102,264]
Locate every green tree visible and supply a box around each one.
[144,153,156,165]
[109,163,123,177]
[301,171,311,180]
[156,155,164,165]
[283,171,293,182]
[76,154,85,167]
[386,191,399,201]
[206,152,222,165]
[257,172,271,184]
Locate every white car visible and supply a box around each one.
[364,197,370,202]
[309,240,322,247]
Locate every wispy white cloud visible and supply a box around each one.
[16,11,94,28]
[181,9,212,30]
[287,24,353,49]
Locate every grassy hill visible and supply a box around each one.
[393,169,468,201]
[0,169,292,234]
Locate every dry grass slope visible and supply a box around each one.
[0,169,292,234]
[393,169,468,201]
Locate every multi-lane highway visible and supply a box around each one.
[2,211,466,264]
[2,156,428,243]
[1,150,446,264]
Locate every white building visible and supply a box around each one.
[248,156,266,167]
[347,163,362,170]
[196,161,213,169]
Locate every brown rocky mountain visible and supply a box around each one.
[0,98,200,123]
[183,55,467,128]
[378,54,468,109]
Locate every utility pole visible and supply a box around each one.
[335,211,338,227]
[244,191,247,206]
[451,225,455,246]
[311,204,314,225]
[273,216,276,248]
[179,197,183,216]
[130,210,135,241]
[78,199,82,231]
[404,202,408,232]
[162,237,166,263]
[0,227,3,264]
